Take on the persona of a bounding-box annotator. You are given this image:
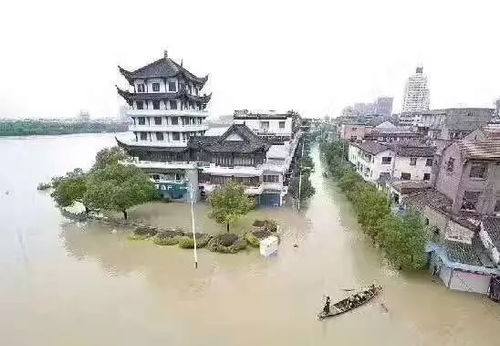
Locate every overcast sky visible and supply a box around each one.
[1,0,499,119]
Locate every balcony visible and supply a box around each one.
[122,160,197,170]
[201,165,264,177]
[129,124,208,132]
[127,109,208,117]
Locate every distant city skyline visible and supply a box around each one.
[1,0,500,119]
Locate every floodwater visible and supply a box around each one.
[0,133,499,346]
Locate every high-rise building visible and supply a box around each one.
[401,67,430,113]
[375,97,393,117]
[354,102,376,116]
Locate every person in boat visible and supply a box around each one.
[323,296,331,314]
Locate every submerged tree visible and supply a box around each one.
[83,164,155,219]
[378,213,428,270]
[51,173,89,212]
[208,182,254,233]
[91,146,127,171]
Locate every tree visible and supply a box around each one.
[51,174,89,212]
[208,182,254,233]
[91,146,127,171]
[83,164,155,219]
[378,213,428,270]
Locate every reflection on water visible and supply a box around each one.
[0,134,499,346]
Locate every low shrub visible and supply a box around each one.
[252,219,266,227]
[208,234,247,253]
[178,234,211,249]
[245,232,260,247]
[264,219,278,232]
[134,226,158,237]
[153,236,180,246]
[178,236,195,248]
[252,229,273,239]
[128,233,150,241]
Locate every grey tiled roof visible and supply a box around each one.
[389,143,436,157]
[444,238,483,266]
[119,56,208,85]
[404,189,452,213]
[482,218,500,249]
[116,86,212,104]
[351,141,389,155]
[190,124,270,153]
[458,140,500,160]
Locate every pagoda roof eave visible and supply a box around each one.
[116,86,211,104]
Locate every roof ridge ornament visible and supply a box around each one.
[164,50,168,58]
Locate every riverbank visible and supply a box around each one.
[0,119,128,137]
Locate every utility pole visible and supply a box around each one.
[297,141,305,211]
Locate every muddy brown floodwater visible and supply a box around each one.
[0,133,499,346]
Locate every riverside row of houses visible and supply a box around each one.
[115,51,303,207]
[341,108,500,297]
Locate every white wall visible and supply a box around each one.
[134,78,180,93]
[393,156,433,181]
[349,143,433,183]
[234,118,292,137]
[449,270,491,294]
[479,227,500,264]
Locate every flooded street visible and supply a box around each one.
[1,133,499,345]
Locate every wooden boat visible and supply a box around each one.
[317,285,382,320]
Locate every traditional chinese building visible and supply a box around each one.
[116,52,297,205]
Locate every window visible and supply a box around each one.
[279,121,285,129]
[156,132,164,141]
[139,132,147,140]
[469,163,487,179]
[153,100,160,110]
[136,101,144,110]
[137,84,145,93]
[352,127,357,131]
[151,174,160,181]
[424,218,429,225]
[461,191,480,211]
[263,175,279,183]
[423,173,431,181]
[379,172,391,179]
[426,158,433,167]
[138,117,145,125]
[168,82,176,92]
[410,158,417,166]
[169,100,177,109]
[154,117,162,125]
[152,83,160,92]
[171,117,178,125]
[401,172,411,180]
[172,132,180,141]
[260,121,269,129]
[495,200,500,213]
[350,136,357,141]
[446,158,455,173]
[382,157,392,164]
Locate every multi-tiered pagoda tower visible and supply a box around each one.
[116,51,211,200]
